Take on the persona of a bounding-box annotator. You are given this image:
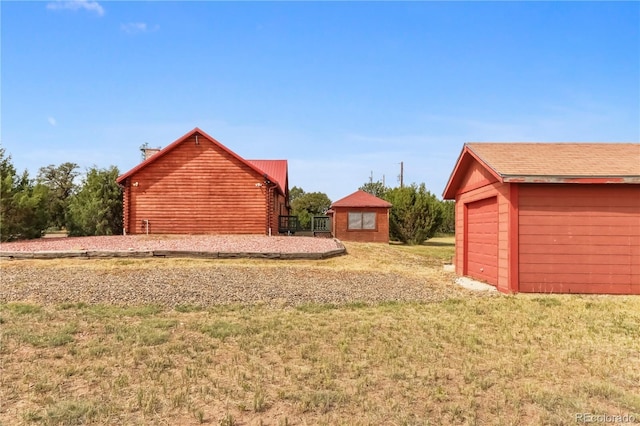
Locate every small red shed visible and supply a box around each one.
[116,128,290,235]
[329,190,392,243]
[443,143,640,294]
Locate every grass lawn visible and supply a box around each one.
[1,239,639,425]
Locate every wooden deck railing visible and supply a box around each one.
[278,216,300,234]
[278,215,332,235]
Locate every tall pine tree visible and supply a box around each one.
[0,148,49,241]
[67,166,123,236]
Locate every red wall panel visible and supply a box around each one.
[332,207,390,243]
[518,184,640,294]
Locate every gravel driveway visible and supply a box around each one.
[0,235,465,307]
[1,264,460,307]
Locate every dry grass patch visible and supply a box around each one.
[2,295,639,425]
[2,238,638,424]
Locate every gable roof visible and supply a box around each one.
[443,142,640,199]
[116,128,288,195]
[331,190,392,208]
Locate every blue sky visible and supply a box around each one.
[2,1,639,201]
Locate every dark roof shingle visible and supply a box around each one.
[466,143,640,178]
[443,142,640,199]
[331,190,392,208]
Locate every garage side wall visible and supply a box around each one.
[518,184,640,294]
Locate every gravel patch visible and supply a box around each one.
[0,235,343,255]
[0,235,468,307]
[0,263,463,307]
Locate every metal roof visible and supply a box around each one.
[247,160,288,195]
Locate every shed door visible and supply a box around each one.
[518,185,640,294]
[465,197,498,286]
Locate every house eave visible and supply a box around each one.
[503,175,640,184]
[442,145,504,200]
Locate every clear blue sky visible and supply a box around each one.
[2,1,639,201]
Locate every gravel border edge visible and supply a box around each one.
[0,240,347,261]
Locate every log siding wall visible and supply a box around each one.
[123,135,274,235]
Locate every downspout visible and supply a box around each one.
[268,185,273,236]
[263,174,275,236]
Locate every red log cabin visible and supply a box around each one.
[116,128,290,235]
[443,143,640,294]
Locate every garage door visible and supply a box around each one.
[465,197,498,286]
[519,185,640,294]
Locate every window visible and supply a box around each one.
[348,212,376,230]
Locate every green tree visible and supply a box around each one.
[1,147,17,183]
[359,181,388,198]
[0,149,49,241]
[67,166,123,236]
[290,188,331,229]
[438,199,455,234]
[289,186,304,204]
[385,183,443,245]
[37,162,79,229]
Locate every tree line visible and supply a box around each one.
[359,181,455,244]
[289,181,454,245]
[1,147,453,245]
[0,148,122,242]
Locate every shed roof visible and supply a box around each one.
[443,143,640,199]
[331,190,392,208]
[116,128,288,195]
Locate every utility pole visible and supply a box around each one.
[369,171,373,184]
[399,161,404,188]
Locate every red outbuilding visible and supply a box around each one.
[117,128,289,235]
[329,190,392,243]
[443,143,640,294]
